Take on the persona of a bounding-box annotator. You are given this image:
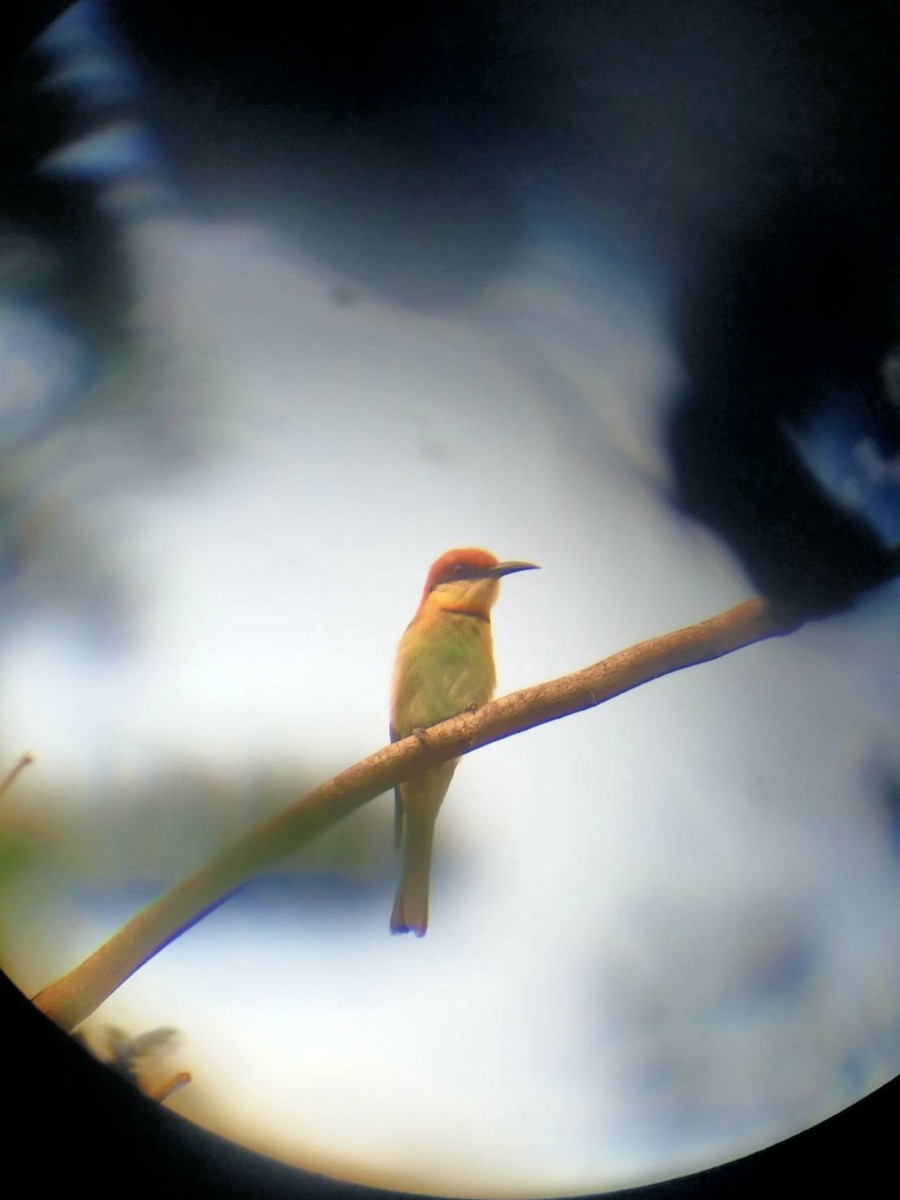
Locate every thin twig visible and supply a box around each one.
[148,1071,192,1104]
[32,596,799,1032]
[0,753,34,801]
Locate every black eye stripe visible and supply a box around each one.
[432,564,490,588]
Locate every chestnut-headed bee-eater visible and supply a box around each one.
[390,547,538,935]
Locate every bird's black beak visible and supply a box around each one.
[489,561,540,578]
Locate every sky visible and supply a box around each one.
[3,5,900,1197]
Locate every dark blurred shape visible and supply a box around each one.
[665,4,900,616]
[669,194,900,616]
[107,0,545,307]
[2,962,897,1197]
[2,2,73,68]
[876,770,900,863]
[0,38,131,359]
[75,1023,183,1096]
[0,10,178,645]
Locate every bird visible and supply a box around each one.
[390,547,538,935]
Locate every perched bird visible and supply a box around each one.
[390,547,538,935]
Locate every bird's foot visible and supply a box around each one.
[411,727,431,747]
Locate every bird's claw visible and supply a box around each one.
[412,727,431,747]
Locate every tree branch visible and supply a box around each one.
[32,596,800,1031]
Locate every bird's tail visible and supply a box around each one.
[390,801,438,937]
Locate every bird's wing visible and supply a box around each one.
[390,720,403,850]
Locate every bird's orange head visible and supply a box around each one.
[416,547,538,620]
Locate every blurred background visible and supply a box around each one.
[2,2,900,1195]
